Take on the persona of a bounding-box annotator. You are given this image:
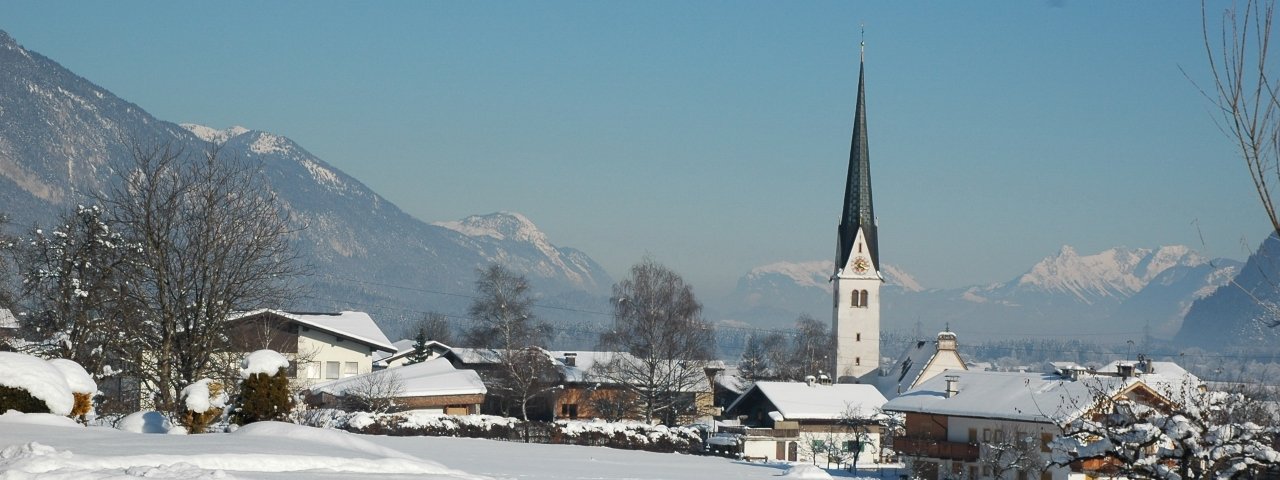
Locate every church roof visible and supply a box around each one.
[838,48,878,270]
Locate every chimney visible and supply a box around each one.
[563,352,577,367]
[944,375,959,398]
[1117,363,1134,378]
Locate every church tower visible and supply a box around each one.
[833,40,881,383]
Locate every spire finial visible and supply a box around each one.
[859,22,865,62]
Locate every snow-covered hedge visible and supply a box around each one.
[294,410,704,453]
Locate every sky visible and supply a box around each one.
[0,1,1270,296]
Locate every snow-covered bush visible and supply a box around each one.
[179,378,227,433]
[0,352,73,415]
[293,409,704,453]
[117,411,178,434]
[48,358,95,419]
[231,350,293,425]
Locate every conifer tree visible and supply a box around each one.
[406,329,429,365]
[232,368,292,425]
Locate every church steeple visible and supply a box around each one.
[838,40,878,272]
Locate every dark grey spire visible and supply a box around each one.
[837,48,878,271]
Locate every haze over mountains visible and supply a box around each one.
[0,29,1272,351]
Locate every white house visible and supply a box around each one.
[882,367,1175,480]
[227,310,396,388]
[724,379,888,466]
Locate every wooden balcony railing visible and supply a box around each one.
[892,437,980,462]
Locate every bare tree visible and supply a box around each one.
[105,144,303,413]
[789,314,834,381]
[416,311,454,346]
[341,371,405,414]
[462,264,558,422]
[979,426,1048,480]
[15,205,130,377]
[596,258,715,425]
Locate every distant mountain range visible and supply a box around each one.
[0,30,611,342]
[2,28,1272,351]
[716,245,1242,343]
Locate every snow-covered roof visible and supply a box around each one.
[727,381,887,421]
[0,308,17,329]
[1094,360,1200,403]
[229,309,396,354]
[310,356,485,398]
[881,339,940,396]
[378,339,451,364]
[883,370,1143,424]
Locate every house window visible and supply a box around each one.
[994,429,1005,443]
[968,428,977,443]
[1017,470,1029,480]
[561,403,579,419]
[343,362,359,378]
[983,466,992,477]
[325,361,340,379]
[970,466,979,479]
[855,357,861,366]
[305,362,321,379]
[1041,432,1053,452]
[286,360,298,378]
[983,429,991,442]
[1040,472,1052,480]
[856,333,862,342]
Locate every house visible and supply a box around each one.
[723,378,888,465]
[547,350,720,424]
[449,348,719,423]
[227,310,396,388]
[882,367,1175,480]
[878,331,967,398]
[307,356,486,415]
[375,339,452,370]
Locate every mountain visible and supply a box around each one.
[719,245,1240,341]
[1175,234,1280,350]
[0,30,612,342]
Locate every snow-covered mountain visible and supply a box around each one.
[0,30,612,339]
[719,245,1239,341]
[1175,234,1280,349]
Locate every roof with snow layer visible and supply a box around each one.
[883,370,1164,425]
[727,381,887,421]
[229,309,396,354]
[310,356,486,398]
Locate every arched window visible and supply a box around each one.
[851,290,860,307]
[860,290,869,307]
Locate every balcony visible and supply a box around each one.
[892,437,979,462]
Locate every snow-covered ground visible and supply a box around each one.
[0,411,898,479]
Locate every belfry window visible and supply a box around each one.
[851,291,860,307]
[859,290,869,307]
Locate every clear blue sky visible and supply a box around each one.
[0,1,1268,296]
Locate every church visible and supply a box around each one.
[830,43,965,388]
[831,41,882,384]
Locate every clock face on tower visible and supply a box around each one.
[852,256,870,274]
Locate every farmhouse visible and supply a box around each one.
[723,378,888,465]
[882,368,1174,480]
